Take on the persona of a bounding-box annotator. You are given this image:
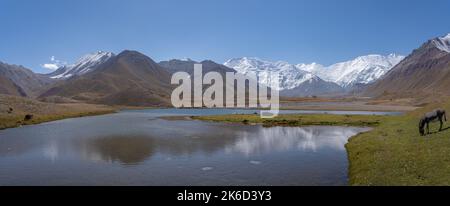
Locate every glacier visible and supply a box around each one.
[50,51,115,79]
[225,54,405,89]
[432,33,450,53]
[224,57,318,90]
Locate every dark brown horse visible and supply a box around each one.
[419,109,447,136]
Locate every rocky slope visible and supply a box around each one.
[47,51,115,79]
[0,62,54,97]
[364,33,450,100]
[40,50,173,107]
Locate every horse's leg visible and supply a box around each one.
[427,122,430,134]
[440,117,443,131]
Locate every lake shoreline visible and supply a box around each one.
[0,109,117,130]
[5,104,450,185]
[193,100,450,185]
[192,113,387,127]
[0,102,403,131]
[0,95,118,130]
[191,113,383,186]
[0,108,371,185]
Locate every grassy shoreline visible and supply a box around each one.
[0,109,116,130]
[346,101,450,185]
[2,94,450,185]
[193,114,386,127]
[193,101,450,185]
[0,95,117,130]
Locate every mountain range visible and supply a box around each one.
[40,50,173,107]
[224,54,404,96]
[0,33,449,106]
[39,52,244,106]
[159,59,236,75]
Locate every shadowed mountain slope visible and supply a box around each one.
[40,50,173,107]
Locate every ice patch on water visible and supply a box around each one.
[202,167,213,171]
[249,160,261,165]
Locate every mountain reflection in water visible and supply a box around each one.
[226,126,367,156]
[73,126,369,165]
[78,136,155,165]
[0,109,373,185]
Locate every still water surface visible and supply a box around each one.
[0,109,382,185]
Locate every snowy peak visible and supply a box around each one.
[180,57,195,62]
[295,62,324,73]
[432,33,450,53]
[319,54,405,87]
[73,51,114,71]
[352,54,404,66]
[224,57,320,90]
[225,57,303,73]
[225,54,405,90]
[49,51,115,79]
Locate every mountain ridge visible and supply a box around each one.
[364,33,450,100]
[39,50,173,106]
[225,54,404,89]
[47,51,115,79]
[0,61,54,97]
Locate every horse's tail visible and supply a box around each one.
[419,118,424,127]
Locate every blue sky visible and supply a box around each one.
[1,0,450,73]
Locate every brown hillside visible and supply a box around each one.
[39,50,173,107]
[364,37,450,102]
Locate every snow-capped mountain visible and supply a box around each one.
[48,51,115,79]
[310,54,405,87]
[432,33,450,53]
[225,54,404,90]
[280,76,345,97]
[224,57,318,90]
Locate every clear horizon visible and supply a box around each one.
[1,0,450,73]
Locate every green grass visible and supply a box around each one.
[193,113,386,127]
[194,102,450,185]
[347,102,450,185]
